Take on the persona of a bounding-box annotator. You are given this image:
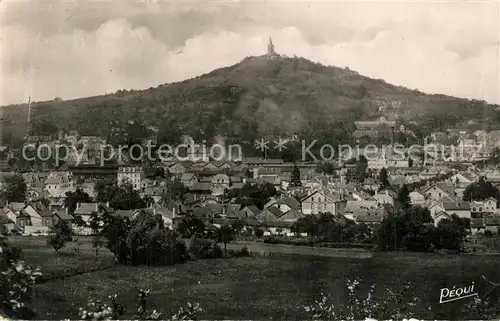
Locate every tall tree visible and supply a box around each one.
[1,174,27,202]
[47,220,72,254]
[379,167,389,188]
[218,225,234,252]
[161,179,189,204]
[290,164,302,187]
[354,155,368,183]
[64,189,92,214]
[462,177,500,202]
[396,184,411,209]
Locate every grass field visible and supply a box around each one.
[11,236,500,320]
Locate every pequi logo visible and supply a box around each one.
[439,282,478,303]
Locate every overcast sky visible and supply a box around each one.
[1,0,499,106]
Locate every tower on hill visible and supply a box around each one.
[267,36,275,55]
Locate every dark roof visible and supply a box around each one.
[471,218,485,228]
[263,206,284,218]
[485,217,500,226]
[189,182,211,191]
[31,203,53,217]
[443,201,471,211]
[276,209,303,221]
[241,205,260,217]
[192,207,212,218]
[273,196,301,210]
[206,204,224,214]
[356,215,383,223]
[113,210,134,218]
[261,220,294,228]
[54,210,74,221]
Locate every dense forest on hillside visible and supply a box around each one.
[1,55,498,150]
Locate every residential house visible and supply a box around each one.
[44,172,74,198]
[470,218,485,235]
[24,203,54,228]
[117,166,143,190]
[256,206,303,234]
[2,202,26,223]
[362,178,379,191]
[344,200,371,217]
[443,201,471,219]
[77,181,97,198]
[354,215,383,225]
[301,189,347,215]
[210,174,231,189]
[186,182,212,202]
[409,191,425,206]
[0,209,15,232]
[181,173,199,187]
[52,209,74,228]
[450,172,476,188]
[423,183,456,201]
[470,198,497,214]
[257,206,284,222]
[73,202,100,223]
[192,207,214,219]
[22,172,47,191]
[239,205,261,219]
[132,204,180,229]
[484,216,500,234]
[426,201,446,216]
[373,190,395,205]
[433,211,451,226]
[17,203,52,234]
[265,196,301,213]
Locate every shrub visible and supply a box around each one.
[125,213,188,266]
[304,278,418,320]
[100,211,188,266]
[229,245,251,258]
[77,289,202,320]
[47,220,72,253]
[188,235,223,260]
[0,232,42,319]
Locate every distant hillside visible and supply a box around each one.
[1,55,499,147]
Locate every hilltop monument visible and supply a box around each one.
[263,36,280,59]
[267,36,275,55]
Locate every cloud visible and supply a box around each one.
[1,0,499,105]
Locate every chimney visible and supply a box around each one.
[106,201,110,208]
[95,203,98,211]
[65,207,69,214]
[172,207,176,219]
[153,208,156,215]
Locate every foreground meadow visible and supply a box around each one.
[16,235,500,320]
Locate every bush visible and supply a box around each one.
[101,211,188,266]
[0,232,42,319]
[78,289,202,320]
[229,245,251,258]
[188,235,223,260]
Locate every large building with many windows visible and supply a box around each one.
[117,166,143,190]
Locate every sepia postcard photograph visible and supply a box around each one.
[0,0,499,320]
